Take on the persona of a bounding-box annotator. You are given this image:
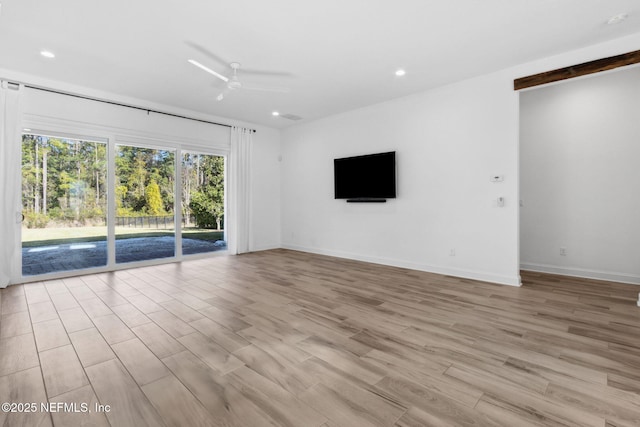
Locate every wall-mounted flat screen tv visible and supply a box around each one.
[334,151,396,201]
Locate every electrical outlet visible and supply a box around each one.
[560,247,567,256]
[449,249,456,256]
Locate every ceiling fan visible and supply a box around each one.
[188,59,290,101]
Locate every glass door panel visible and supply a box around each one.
[21,133,108,276]
[181,153,226,255]
[115,145,176,264]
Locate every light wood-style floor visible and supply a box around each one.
[1,249,640,426]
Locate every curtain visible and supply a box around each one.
[0,81,23,288]
[228,126,252,254]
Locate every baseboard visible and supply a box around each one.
[520,262,640,285]
[249,243,282,253]
[282,243,521,287]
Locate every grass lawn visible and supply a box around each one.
[22,226,224,247]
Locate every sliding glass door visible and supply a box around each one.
[115,145,176,264]
[21,133,107,276]
[181,152,226,255]
[20,134,227,279]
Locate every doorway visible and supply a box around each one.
[519,65,640,284]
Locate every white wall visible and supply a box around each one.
[520,66,640,284]
[282,70,521,286]
[281,31,640,287]
[249,126,282,251]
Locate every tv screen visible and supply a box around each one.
[334,151,396,200]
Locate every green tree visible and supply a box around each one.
[21,134,108,227]
[187,155,224,230]
[115,146,175,216]
[145,180,164,215]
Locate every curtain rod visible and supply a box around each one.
[22,84,257,133]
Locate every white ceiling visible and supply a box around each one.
[0,0,639,128]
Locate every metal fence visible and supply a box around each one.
[115,215,196,229]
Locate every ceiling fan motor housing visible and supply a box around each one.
[228,77,242,90]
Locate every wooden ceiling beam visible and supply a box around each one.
[514,49,640,90]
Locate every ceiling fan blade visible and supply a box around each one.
[241,84,290,93]
[188,59,229,83]
[184,42,230,68]
[240,68,294,78]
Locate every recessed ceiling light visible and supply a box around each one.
[607,13,628,25]
[40,50,55,58]
[395,69,406,77]
[272,111,280,116]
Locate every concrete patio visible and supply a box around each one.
[22,236,226,276]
